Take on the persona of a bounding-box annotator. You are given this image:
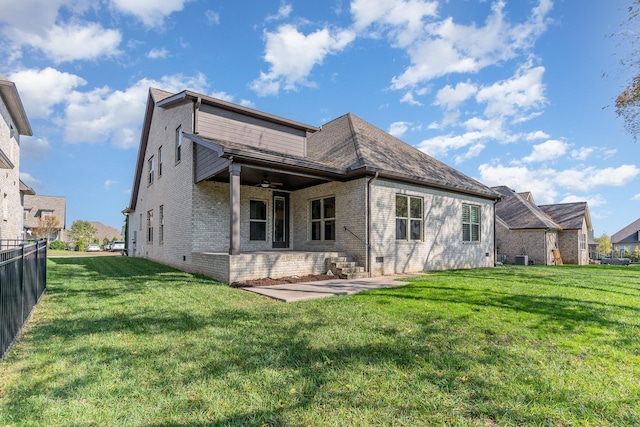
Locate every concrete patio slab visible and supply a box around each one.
[241,276,413,302]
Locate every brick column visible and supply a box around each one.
[229,163,241,255]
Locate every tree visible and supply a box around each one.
[596,233,612,257]
[32,215,60,243]
[614,1,640,140]
[67,220,97,249]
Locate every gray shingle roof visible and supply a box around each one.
[538,202,589,230]
[610,217,640,244]
[308,113,499,199]
[492,186,559,230]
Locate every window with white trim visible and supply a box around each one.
[175,125,182,163]
[396,195,423,241]
[249,200,267,241]
[310,197,335,241]
[158,146,163,177]
[147,156,154,185]
[462,204,481,242]
[579,233,586,250]
[147,210,154,243]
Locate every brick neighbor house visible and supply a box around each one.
[610,218,640,257]
[0,75,32,244]
[494,186,592,265]
[124,88,501,284]
[23,194,67,242]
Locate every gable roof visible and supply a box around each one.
[538,202,591,231]
[611,217,640,244]
[0,76,32,136]
[127,90,500,212]
[307,113,499,199]
[492,186,559,230]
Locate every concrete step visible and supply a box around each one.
[341,272,370,280]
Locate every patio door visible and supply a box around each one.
[272,192,289,248]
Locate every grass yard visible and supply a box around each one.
[1,257,639,426]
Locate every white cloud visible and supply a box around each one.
[454,143,485,164]
[633,194,640,201]
[478,163,558,203]
[64,73,209,149]
[19,172,43,189]
[525,130,550,141]
[147,48,170,59]
[251,24,355,95]
[522,139,569,163]
[555,165,640,190]
[560,194,606,207]
[475,61,546,119]
[400,91,423,106]
[267,4,293,21]
[571,146,595,161]
[388,121,411,138]
[205,10,220,25]
[15,23,121,63]
[351,0,438,47]
[388,1,552,89]
[8,67,87,119]
[104,179,117,190]
[19,137,51,161]
[434,81,477,110]
[109,0,193,27]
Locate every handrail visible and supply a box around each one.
[344,226,369,247]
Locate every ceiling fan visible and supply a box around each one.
[256,174,283,188]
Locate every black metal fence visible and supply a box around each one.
[0,240,47,361]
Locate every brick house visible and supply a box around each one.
[124,88,500,284]
[493,186,592,265]
[23,195,67,242]
[0,75,32,243]
[610,218,640,257]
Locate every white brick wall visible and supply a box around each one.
[0,97,23,241]
[496,223,559,265]
[369,179,495,275]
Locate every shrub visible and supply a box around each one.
[49,240,67,250]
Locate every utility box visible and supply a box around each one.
[515,255,528,265]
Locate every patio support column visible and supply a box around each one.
[229,163,241,255]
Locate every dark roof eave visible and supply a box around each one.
[158,90,319,133]
[347,166,501,200]
[222,147,347,179]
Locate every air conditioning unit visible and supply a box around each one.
[515,255,528,265]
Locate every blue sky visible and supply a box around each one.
[1,0,638,237]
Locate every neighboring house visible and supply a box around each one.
[494,186,593,265]
[493,186,560,265]
[124,88,500,284]
[611,218,640,257]
[90,221,122,244]
[0,75,32,243]
[538,202,592,265]
[23,195,66,241]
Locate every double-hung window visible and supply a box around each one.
[396,195,423,240]
[175,125,182,163]
[158,146,163,177]
[249,200,267,241]
[311,197,335,241]
[147,156,154,185]
[147,210,154,243]
[462,204,480,242]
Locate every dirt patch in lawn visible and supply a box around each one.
[231,274,338,288]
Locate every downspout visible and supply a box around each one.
[366,172,379,277]
[544,229,548,265]
[194,97,201,134]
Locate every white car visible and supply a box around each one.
[87,243,100,252]
[111,241,125,252]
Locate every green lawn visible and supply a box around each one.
[1,258,639,426]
